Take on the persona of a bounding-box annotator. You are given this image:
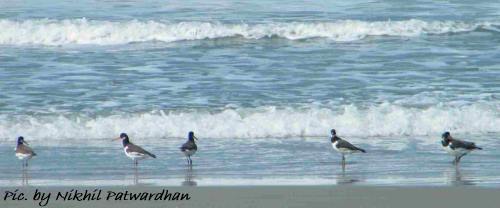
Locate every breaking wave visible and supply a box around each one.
[0,18,498,45]
[0,103,498,143]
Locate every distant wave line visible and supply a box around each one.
[0,18,498,45]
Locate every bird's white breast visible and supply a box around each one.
[331,141,338,151]
[332,141,353,154]
[15,153,33,160]
[183,149,197,157]
[124,146,147,160]
[443,145,471,156]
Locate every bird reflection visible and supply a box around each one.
[447,166,475,186]
[21,168,29,186]
[133,165,139,185]
[181,166,197,186]
[336,168,360,185]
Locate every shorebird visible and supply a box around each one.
[330,129,366,166]
[15,136,36,167]
[113,133,156,167]
[441,132,482,164]
[180,131,198,165]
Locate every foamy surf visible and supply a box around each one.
[0,103,497,143]
[0,18,497,45]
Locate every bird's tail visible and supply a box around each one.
[475,146,483,150]
[146,151,156,158]
[357,148,366,153]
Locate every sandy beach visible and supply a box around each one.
[2,186,500,208]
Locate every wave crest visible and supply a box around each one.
[0,18,495,45]
[0,103,498,143]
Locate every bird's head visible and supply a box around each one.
[331,129,336,136]
[119,133,128,139]
[442,131,451,141]
[17,136,27,145]
[188,131,198,141]
[113,133,130,146]
[330,129,339,142]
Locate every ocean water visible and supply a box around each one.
[0,0,499,187]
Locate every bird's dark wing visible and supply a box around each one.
[127,144,156,158]
[337,139,366,153]
[16,144,36,156]
[180,141,197,151]
[450,139,482,150]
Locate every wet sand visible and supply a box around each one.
[1,186,499,208]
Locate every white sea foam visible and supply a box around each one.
[0,18,496,45]
[0,103,497,143]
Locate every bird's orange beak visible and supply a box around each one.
[112,137,122,141]
[194,136,198,141]
[23,141,29,145]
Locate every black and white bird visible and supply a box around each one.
[180,131,198,165]
[441,132,482,164]
[15,136,36,167]
[330,129,366,165]
[113,133,156,167]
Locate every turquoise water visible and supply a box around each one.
[0,0,499,186]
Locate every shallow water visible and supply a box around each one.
[1,134,499,187]
[0,1,499,186]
